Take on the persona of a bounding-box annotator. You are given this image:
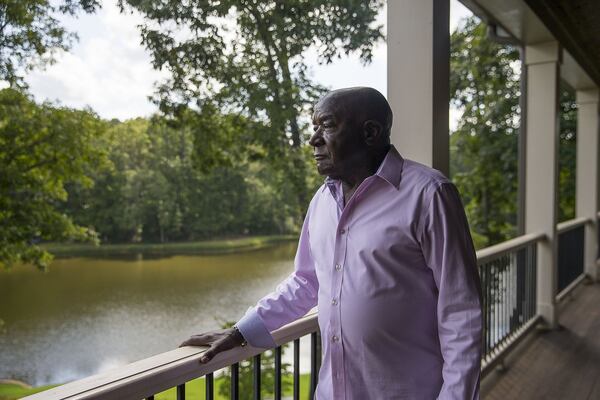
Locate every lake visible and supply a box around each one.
[0,242,312,386]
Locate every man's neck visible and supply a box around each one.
[340,145,390,205]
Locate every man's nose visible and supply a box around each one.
[309,130,324,147]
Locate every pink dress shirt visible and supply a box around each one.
[237,146,482,399]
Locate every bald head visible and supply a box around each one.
[315,87,393,143]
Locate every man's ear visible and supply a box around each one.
[363,120,383,146]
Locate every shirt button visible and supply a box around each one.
[331,298,338,305]
[332,335,339,342]
[339,228,346,234]
[335,264,342,271]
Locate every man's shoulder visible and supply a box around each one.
[401,158,452,194]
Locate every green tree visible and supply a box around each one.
[0,0,100,86]
[558,84,577,222]
[450,18,521,248]
[450,18,578,246]
[62,109,318,243]
[0,88,107,269]
[118,0,384,148]
[118,0,384,223]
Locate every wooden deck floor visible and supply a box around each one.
[482,282,600,400]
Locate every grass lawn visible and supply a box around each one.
[0,374,311,400]
[0,383,58,400]
[44,235,297,257]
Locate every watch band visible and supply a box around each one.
[233,325,248,347]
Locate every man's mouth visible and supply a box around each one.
[314,154,328,161]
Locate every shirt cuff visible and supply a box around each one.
[236,308,277,349]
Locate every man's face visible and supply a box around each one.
[309,95,365,179]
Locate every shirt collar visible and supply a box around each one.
[321,145,404,193]
[375,145,404,190]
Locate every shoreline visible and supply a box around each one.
[43,235,298,258]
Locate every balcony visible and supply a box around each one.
[21,0,600,398]
[22,215,597,399]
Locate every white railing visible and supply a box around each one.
[556,216,590,234]
[24,313,318,400]
[26,230,592,398]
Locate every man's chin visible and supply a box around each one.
[316,166,332,176]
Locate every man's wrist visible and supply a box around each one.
[232,325,247,347]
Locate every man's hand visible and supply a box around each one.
[179,328,246,363]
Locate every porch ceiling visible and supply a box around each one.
[524,0,600,88]
[462,0,600,89]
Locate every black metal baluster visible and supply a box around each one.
[483,263,490,355]
[528,244,533,319]
[500,258,504,343]
[489,262,493,351]
[532,245,538,317]
[491,261,496,349]
[511,253,516,331]
[274,347,282,400]
[310,332,319,399]
[253,354,261,400]
[528,245,533,319]
[497,259,501,345]
[502,256,510,342]
[231,363,240,400]
[481,263,487,357]
[293,338,300,400]
[206,372,214,400]
[531,245,535,317]
[517,248,525,328]
[177,383,185,400]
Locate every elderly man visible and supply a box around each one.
[181,87,483,399]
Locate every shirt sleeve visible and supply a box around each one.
[236,202,319,348]
[420,182,483,400]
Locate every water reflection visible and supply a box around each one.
[0,243,299,386]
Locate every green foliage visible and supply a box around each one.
[450,18,521,248]
[118,0,384,148]
[62,109,320,244]
[558,85,577,222]
[0,88,107,269]
[450,17,577,247]
[117,0,385,226]
[0,0,99,86]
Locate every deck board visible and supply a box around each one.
[483,282,600,400]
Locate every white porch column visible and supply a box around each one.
[387,0,450,176]
[576,88,600,283]
[524,41,561,328]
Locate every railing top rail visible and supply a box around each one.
[23,313,319,400]
[476,232,545,265]
[557,217,590,234]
